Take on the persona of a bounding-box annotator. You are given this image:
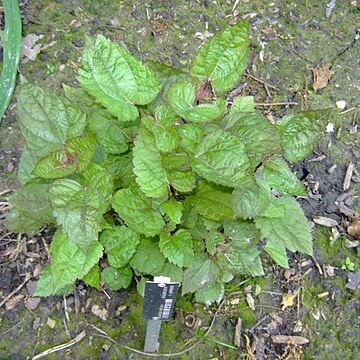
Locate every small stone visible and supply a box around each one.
[293,320,303,333]
[33,317,41,330]
[91,304,108,321]
[47,317,56,329]
[25,297,41,311]
[336,100,347,109]
[327,164,337,174]
[6,162,14,172]
[59,64,66,72]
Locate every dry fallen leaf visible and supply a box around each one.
[272,335,309,346]
[246,293,255,310]
[281,293,296,308]
[312,62,333,92]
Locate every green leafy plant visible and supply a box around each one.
[342,257,355,271]
[6,19,332,305]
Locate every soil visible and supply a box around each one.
[0,1,359,359]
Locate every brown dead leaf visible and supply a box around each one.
[312,62,333,92]
[281,293,296,308]
[5,294,24,310]
[272,335,309,346]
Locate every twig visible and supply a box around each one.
[255,101,298,107]
[32,331,86,359]
[245,71,279,90]
[0,273,31,308]
[63,295,70,322]
[339,107,356,115]
[343,162,355,191]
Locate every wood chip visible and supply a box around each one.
[312,61,333,92]
[272,335,309,345]
[317,292,329,298]
[347,220,360,239]
[327,164,337,174]
[47,317,56,329]
[246,293,255,310]
[25,297,41,311]
[281,293,297,308]
[313,216,339,227]
[234,318,242,348]
[5,294,24,311]
[343,162,355,191]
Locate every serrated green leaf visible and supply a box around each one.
[32,134,95,179]
[34,231,103,296]
[258,156,307,196]
[18,81,86,157]
[130,237,166,275]
[79,35,160,121]
[133,126,168,198]
[103,153,136,187]
[177,124,204,154]
[276,110,332,162]
[230,96,255,114]
[112,187,165,237]
[50,171,113,252]
[159,229,194,268]
[101,266,133,290]
[223,112,282,164]
[88,112,129,154]
[191,19,249,93]
[17,149,38,185]
[162,199,183,224]
[232,182,271,219]
[191,130,250,187]
[5,183,53,235]
[255,197,313,267]
[205,231,224,256]
[220,220,264,276]
[160,263,183,283]
[195,282,224,306]
[182,254,220,295]
[82,264,101,289]
[162,153,196,193]
[263,241,289,268]
[100,227,140,268]
[189,180,234,221]
[167,80,225,123]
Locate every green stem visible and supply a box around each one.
[0,0,22,122]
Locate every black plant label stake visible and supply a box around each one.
[142,276,179,353]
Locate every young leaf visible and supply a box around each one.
[34,231,103,296]
[100,227,140,268]
[50,171,113,252]
[133,126,169,198]
[112,187,165,237]
[276,110,331,162]
[162,198,184,224]
[5,183,53,235]
[18,80,86,157]
[191,130,250,187]
[182,254,220,295]
[130,237,166,275]
[32,134,96,179]
[189,180,234,221]
[177,124,204,155]
[191,18,249,93]
[255,197,313,267]
[258,156,307,196]
[195,282,224,306]
[79,35,160,121]
[82,264,101,289]
[232,182,271,219]
[101,266,133,290]
[159,229,194,268]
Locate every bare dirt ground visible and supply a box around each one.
[0,1,359,359]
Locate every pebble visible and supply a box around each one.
[336,100,347,109]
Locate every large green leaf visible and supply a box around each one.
[159,229,194,268]
[103,153,136,187]
[255,197,313,267]
[160,263,183,283]
[17,149,38,185]
[82,264,100,289]
[18,80,86,157]
[220,220,264,276]
[191,19,249,93]
[176,124,204,155]
[5,183,53,235]
[101,266,133,290]
[189,180,234,221]
[195,282,224,306]
[133,126,168,198]
[32,134,96,179]
[100,227,140,268]
[223,112,282,164]
[167,80,225,123]
[112,187,165,237]
[191,130,250,187]
[35,231,103,296]
[182,254,220,295]
[50,171,113,252]
[130,237,166,275]
[79,35,160,121]
[162,199,183,224]
[276,110,331,162]
[258,156,307,196]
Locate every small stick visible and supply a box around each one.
[63,296,70,322]
[343,162,355,191]
[255,101,298,107]
[246,71,279,90]
[0,273,31,308]
[234,318,242,348]
[339,107,356,115]
[32,331,86,359]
